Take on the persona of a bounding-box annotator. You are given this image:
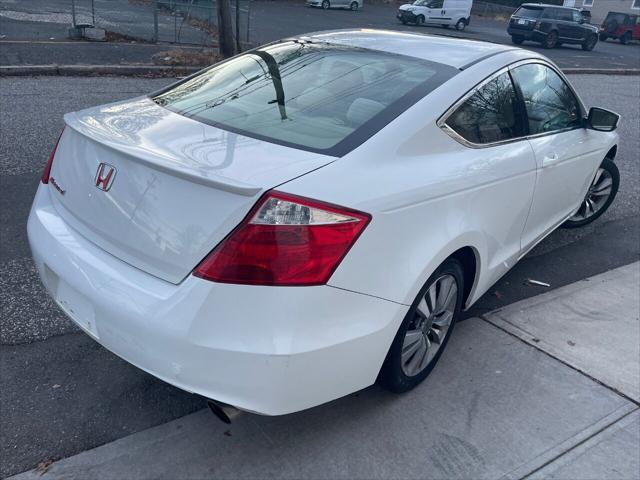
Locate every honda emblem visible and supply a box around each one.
[95,163,116,191]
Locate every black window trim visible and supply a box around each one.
[149,39,458,158]
[438,58,587,149]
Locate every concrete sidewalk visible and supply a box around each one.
[10,263,640,480]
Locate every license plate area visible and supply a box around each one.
[56,279,99,339]
[518,19,527,25]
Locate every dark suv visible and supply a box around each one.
[507,3,599,51]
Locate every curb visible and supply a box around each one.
[2,65,640,77]
[562,68,640,75]
[0,65,203,77]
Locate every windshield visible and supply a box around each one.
[514,6,543,19]
[413,0,430,6]
[152,41,456,155]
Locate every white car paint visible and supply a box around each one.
[399,0,472,28]
[28,30,618,415]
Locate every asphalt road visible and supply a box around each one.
[0,74,639,477]
[1,0,640,70]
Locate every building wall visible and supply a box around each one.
[564,0,640,24]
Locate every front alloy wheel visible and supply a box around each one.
[379,258,463,392]
[563,158,619,228]
[321,0,330,9]
[544,30,558,48]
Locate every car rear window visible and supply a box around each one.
[514,6,543,19]
[152,41,457,156]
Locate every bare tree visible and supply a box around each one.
[217,0,235,58]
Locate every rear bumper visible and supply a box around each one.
[28,184,407,415]
[507,26,546,42]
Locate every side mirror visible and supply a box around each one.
[586,107,620,132]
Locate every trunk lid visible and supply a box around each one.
[49,97,336,284]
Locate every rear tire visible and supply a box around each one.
[321,0,330,9]
[582,34,597,51]
[350,1,358,11]
[562,158,619,229]
[455,18,466,31]
[379,258,464,393]
[511,34,525,44]
[544,30,558,49]
[620,32,631,44]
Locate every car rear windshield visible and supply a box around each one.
[514,6,543,19]
[151,40,456,156]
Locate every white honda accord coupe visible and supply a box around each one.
[28,30,620,416]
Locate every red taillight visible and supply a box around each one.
[194,191,371,286]
[41,128,65,184]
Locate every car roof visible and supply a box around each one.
[297,29,517,70]
[520,3,578,10]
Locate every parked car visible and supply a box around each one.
[507,3,599,50]
[397,0,472,31]
[599,11,640,44]
[29,30,620,416]
[307,0,361,10]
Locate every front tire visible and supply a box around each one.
[544,30,558,49]
[582,34,597,51]
[620,32,631,44]
[562,158,619,229]
[350,1,358,11]
[379,258,464,393]
[415,15,425,26]
[321,0,330,9]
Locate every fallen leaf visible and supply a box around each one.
[567,340,576,347]
[492,290,503,300]
[52,384,61,389]
[35,459,53,475]
[223,430,232,437]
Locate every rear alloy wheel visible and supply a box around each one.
[544,30,558,48]
[582,34,597,51]
[562,158,619,229]
[620,32,631,45]
[321,0,330,9]
[350,1,358,11]
[379,259,463,393]
[511,34,524,44]
[416,15,425,26]
[455,19,466,31]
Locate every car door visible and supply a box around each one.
[441,70,537,283]
[512,62,607,251]
[423,0,445,24]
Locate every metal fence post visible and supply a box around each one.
[246,0,251,45]
[71,0,77,27]
[153,0,159,43]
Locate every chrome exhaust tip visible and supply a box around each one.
[207,399,241,424]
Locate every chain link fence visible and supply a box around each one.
[70,0,253,48]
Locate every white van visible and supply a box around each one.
[397,0,472,30]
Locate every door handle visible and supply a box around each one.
[543,153,559,166]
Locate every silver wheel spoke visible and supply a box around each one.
[432,311,453,329]
[404,334,427,375]
[416,297,430,319]
[426,284,437,314]
[435,276,455,314]
[568,168,614,222]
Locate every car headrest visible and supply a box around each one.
[346,98,386,126]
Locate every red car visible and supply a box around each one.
[599,11,640,44]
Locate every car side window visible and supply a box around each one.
[556,9,572,21]
[541,8,554,19]
[511,63,582,135]
[572,11,582,23]
[428,0,444,8]
[445,72,520,144]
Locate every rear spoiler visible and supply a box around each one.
[64,110,262,197]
